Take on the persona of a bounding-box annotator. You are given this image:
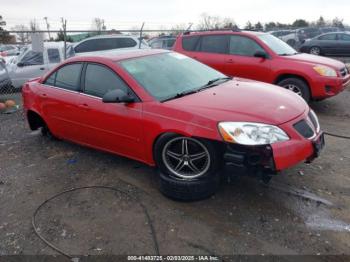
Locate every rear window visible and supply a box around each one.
[117,38,137,48]
[182,36,200,51]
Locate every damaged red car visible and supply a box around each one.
[22,50,324,201]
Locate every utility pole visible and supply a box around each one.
[61,18,67,59]
[43,17,51,40]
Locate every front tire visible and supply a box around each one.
[277,77,311,102]
[309,46,321,56]
[154,133,221,201]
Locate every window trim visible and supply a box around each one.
[81,62,141,102]
[43,62,84,92]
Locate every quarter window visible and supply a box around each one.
[84,64,129,98]
[229,35,265,56]
[200,35,229,54]
[47,48,61,63]
[54,63,82,91]
[182,36,200,51]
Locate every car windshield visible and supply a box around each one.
[119,52,228,102]
[259,34,297,56]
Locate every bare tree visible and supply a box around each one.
[91,18,106,34]
[197,13,236,30]
[29,19,40,31]
[12,24,30,44]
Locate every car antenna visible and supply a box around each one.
[183,23,193,35]
[139,22,145,49]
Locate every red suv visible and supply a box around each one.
[173,30,350,102]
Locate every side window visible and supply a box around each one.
[229,35,264,57]
[47,48,61,63]
[44,72,56,86]
[96,38,116,51]
[20,51,44,65]
[116,38,137,48]
[166,39,176,48]
[74,40,97,53]
[54,63,82,91]
[340,34,350,41]
[182,36,200,51]
[84,64,129,98]
[200,35,229,54]
[318,34,337,40]
[150,40,163,49]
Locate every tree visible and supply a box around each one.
[244,21,254,30]
[197,13,236,30]
[12,24,30,44]
[332,17,344,29]
[55,29,73,42]
[254,22,264,31]
[29,19,40,31]
[264,22,277,31]
[292,19,309,28]
[316,16,326,27]
[91,18,106,34]
[0,15,12,44]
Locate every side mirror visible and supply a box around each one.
[17,62,24,67]
[102,89,135,103]
[254,51,268,59]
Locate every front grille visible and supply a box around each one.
[294,120,315,139]
[340,67,348,77]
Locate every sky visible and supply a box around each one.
[1,0,350,31]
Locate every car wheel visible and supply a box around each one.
[41,123,58,140]
[154,133,221,201]
[310,46,321,56]
[277,78,311,102]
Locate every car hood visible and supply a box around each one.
[164,79,308,126]
[282,53,345,70]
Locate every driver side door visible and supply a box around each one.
[76,63,145,160]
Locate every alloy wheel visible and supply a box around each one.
[284,84,303,96]
[162,137,210,180]
[310,47,321,55]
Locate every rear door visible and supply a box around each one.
[186,34,229,73]
[317,33,339,54]
[76,63,144,160]
[223,35,272,82]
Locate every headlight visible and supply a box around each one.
[313,65,337,77]
[218,122,289,145]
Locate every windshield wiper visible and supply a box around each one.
[279,52,299,56]
[161,89,198,102]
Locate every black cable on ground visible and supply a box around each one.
[32,185,160,262]
[324,132,350,140]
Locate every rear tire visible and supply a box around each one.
[154,133,221,201]
[277,77,311,103]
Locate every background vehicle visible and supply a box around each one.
[300,32,350,56]
[22,50,323,201]
[173,30,350,101]
[269,30,298,47]
[296,27,322,43]
[73,34,150,55]
[0,60,12,92]
[8,42,74,89]
[0,45,20,57]
[148,35,176,50]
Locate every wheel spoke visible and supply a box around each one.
[182,139,189,155]
[174,160,185,172]
[188,160,200,173]
[189,152,207,161]
[166,150,182,160]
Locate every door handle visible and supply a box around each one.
[226,59,234,64]
[40,93,47,98]
[78,103,90,110]
[192,56,198,59]
[39,67,46,70]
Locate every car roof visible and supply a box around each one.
[182,30,267,37]
[66,49,169,63]
[79,34,138,40]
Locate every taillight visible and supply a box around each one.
[0,52,7,57]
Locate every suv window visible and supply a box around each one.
[229,35,264,56]
[200,35,229,54]
[117,38,137,48]
[75,39,114,53]
[84,64,129,98]
[47,48,61,63]
[53,63,82,91]
[318,34,337,40]
[182,36,200,51]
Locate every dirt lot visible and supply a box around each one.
[0,84,350,260]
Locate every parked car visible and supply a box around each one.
[269,30,298,47]
[148,36,176,50]
[0,45,20,57]
[300,32,350,56]
[319,27,341,34]
[173,30,350,102]
[22,50,324,201]
[73,34,149,55]
[8,42,74,89]
[296,27,322,43]
[0,60,12,92]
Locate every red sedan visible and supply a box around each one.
[22,50,324,201]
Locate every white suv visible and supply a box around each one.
[73,34,150,56]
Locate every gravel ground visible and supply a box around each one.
[0,82,349,259]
